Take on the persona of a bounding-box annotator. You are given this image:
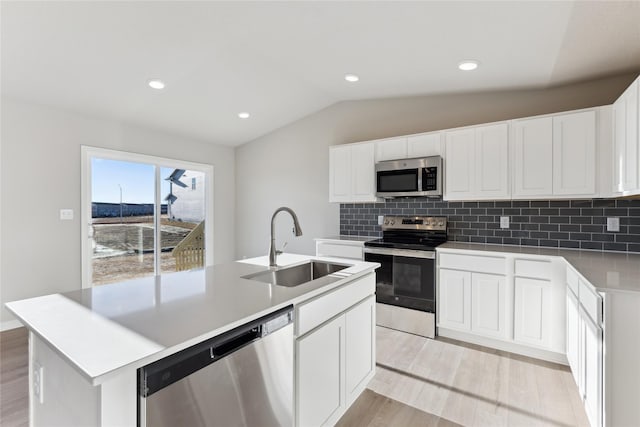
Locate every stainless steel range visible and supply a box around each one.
[363,215,447,338]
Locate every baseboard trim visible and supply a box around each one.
[1,319,23,331]
[437,327,568,365]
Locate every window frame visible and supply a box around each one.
[81,146,214,288]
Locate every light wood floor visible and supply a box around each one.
[0,327,588,427]
[338,326,589,427]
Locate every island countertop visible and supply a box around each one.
[5,254,379,385]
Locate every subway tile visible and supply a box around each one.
[521,208,540,215]
[550,200,570,207]
[448,202,463,208]
[581,208,604,216]
[571,200,592,208]
[478,215,494,222]
[503,208,521,215]
[478,229,495,237]
[463,229,479,236]
[530,231,549,239]
[604,208,628,216]
[456,208,471,215]
[470,222,486,229]
[470,208,487,215]
[628,244,640,253]
[513,215,530,223]
[540,224,559,232]
[540,208,560,216]
[531,216,550,223]
[486,237,503,244]
[470,236,487,243]
[486,208,503,215]
[503,238,520,245]
[560,208,581,216]
[540,240,559,248]
[495,230,512,237]
[570,216,591,224]
[603,242,627,252]
[512,201,530,207]
[581,224,603,233]
[463,202,479,208]
[463,216,479,222]
[570,233,591,241]
[478,202,495,208]
[594,199,616,208]
[521,239,539,246]
[591,233,615,242]
[559,240,580,249]
[581,241,603,250]
[441,208,456,215]
[616,234,640,243]
[549,232,570,240]
[486,222,500,230]
[531,201,550,208]
[521,223,540,231]
[494,201,512,208]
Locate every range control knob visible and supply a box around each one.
[390,220,395,225]
[438,220,445,226]
[384,220,389,225]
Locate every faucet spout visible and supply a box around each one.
[269,207,303,267]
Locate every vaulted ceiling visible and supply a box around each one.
[2,1,639,146]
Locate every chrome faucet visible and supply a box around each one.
[269,207,303,267]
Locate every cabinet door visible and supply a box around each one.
[350,143,376,201]
[613,80,639,193]
[407,133,442,158]
[512,117,553,197]
[444,128,476,200]
[329,145,351,202]
[475,123,510,199]
[471,273,506,339]
[375,137,407,162]
[297,315,345,427]
[438,269,471,331]
[582,311,603,427]
[566,288,581,391]
[553,111,596,196]
[345,296,375,406]
[514,277,552,349]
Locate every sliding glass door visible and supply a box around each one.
[82,147,213,287]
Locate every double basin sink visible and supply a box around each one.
[243,260,349,287]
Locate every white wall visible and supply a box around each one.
[235,72,638,259]
[0,99,235,327]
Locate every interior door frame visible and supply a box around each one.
[80,146,214,288]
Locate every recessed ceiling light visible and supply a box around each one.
[458,61,479,71]
[344,74,359,82]
[238,112,250,119]
[147,79,165,89]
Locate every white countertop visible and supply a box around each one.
[6,254,378,385]
[438,242,640,293]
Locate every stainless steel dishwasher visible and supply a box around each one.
[138,305,293,427]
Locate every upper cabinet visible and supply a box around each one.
[329,142,378,203]
[612,76,640,196]
[375,132,443,162]
[512,110,597,199]
[444,123,509,200]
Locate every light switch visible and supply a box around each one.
[607,217,620,232]
[59,209,74,220]
[500,216,509,229]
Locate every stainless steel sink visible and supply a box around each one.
[243,261,350,287]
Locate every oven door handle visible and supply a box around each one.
[363,247,435,259]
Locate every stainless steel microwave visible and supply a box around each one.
[375,156,443,198]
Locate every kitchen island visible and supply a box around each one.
[6,254,379,427]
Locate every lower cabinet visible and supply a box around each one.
[296,295,375,427]
[438,269,506,339]
[513,277,552,348]
[566,288,581,388]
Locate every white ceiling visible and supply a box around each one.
[2,1,639,147]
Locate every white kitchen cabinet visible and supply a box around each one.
[407,132,442,158]
[582,309,603,427]
[345,296,375,406]
[374,137,407,162]
[471,273,506,339]
[444,128,476,199]
[329,142,378,203]
[295,275,375,427]
[315,239,363,260]
[514,277,552,349]
[512,117,554,197]
[444,123,509,200]
[513,111,598,199]
[612,77,639,194]
[566,287,581,390]
[553,111,596,196]
[438,269,472,331]
[296,315,345,427]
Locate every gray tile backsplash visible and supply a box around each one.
[340,198,640,253]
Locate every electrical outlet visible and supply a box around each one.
[500,216,510,229]
[59,209,74,220]
[607,217,620,232]
[378,215,384,226]
[33,362,44,404]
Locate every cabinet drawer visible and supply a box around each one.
[566,266,579,295]
[296,274,375,336]
[439,253,506,275]
[316,242,363,260]
[579,279,602,325]
[515,258,552,280]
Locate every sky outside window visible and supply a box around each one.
[91,158,172,203]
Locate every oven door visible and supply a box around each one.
[364,247,435,312]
